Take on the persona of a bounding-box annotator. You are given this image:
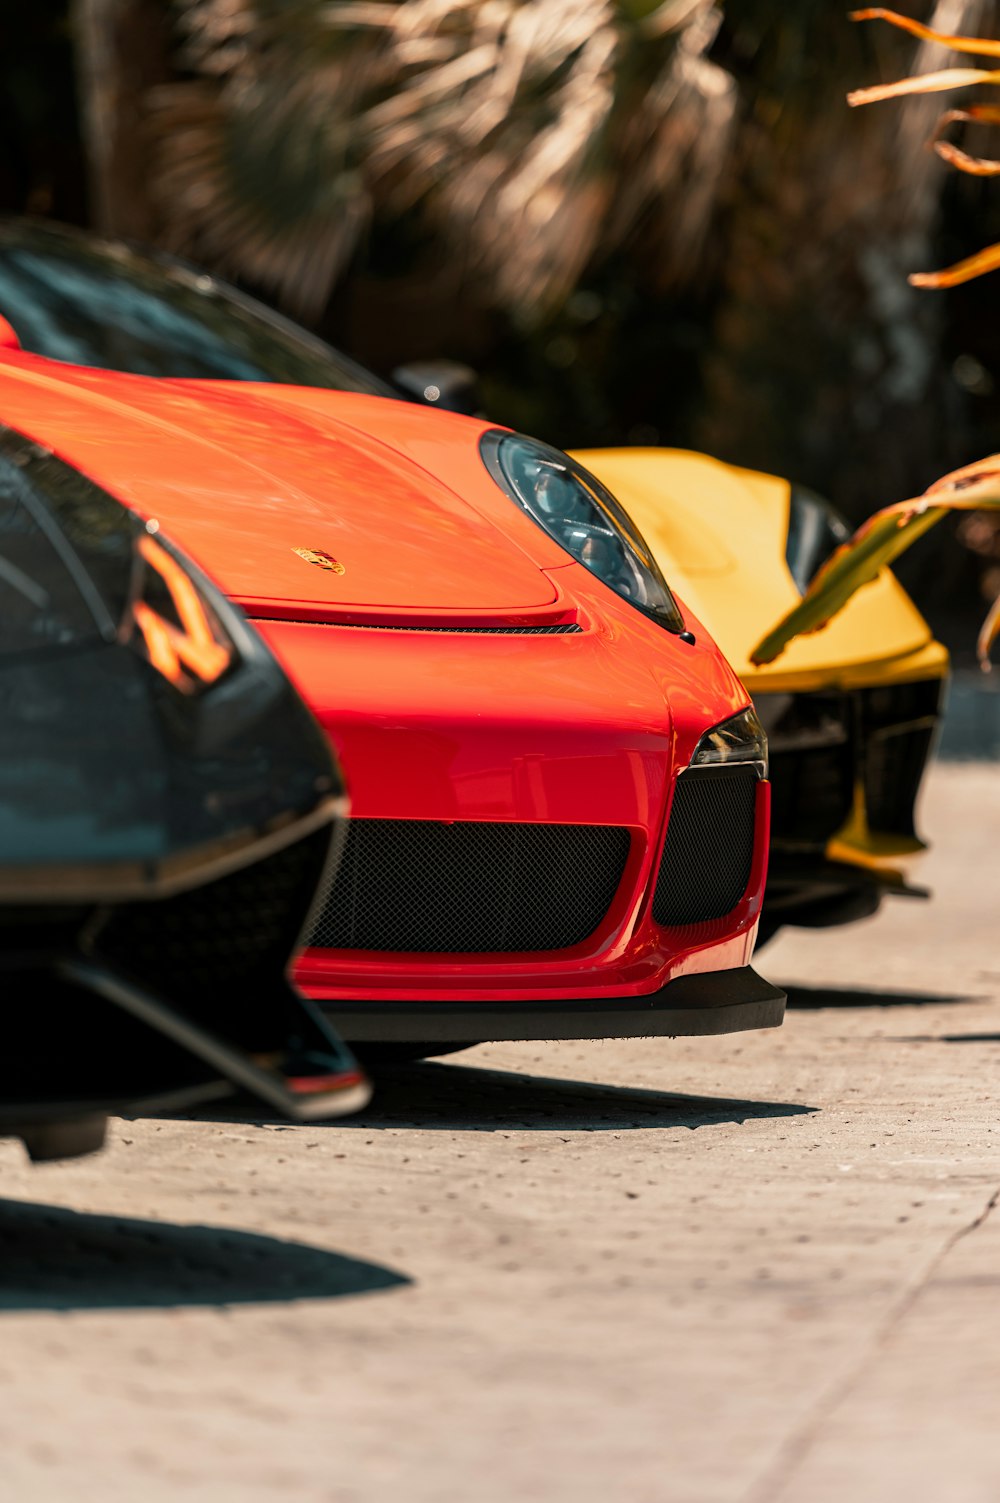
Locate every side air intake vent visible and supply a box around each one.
[306,820,629,953]
[653,766,757,927]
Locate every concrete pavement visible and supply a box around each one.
[0,760,997,1502]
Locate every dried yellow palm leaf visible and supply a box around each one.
[849,73,1000,302]
[909,240,1000,286]
[934,139,1000,172]
[840,9,1000,669]
[850,7,1000,59]
[978,587,1000,666]
[927,452,1000,500]
[848,67,1000,108]
[752,455,1000,670]
[931,108,1000,174]
[934,103,1000,127]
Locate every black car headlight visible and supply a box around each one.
[128,522,305,755]
[481,431,685,631]
[0,424,241,698]
[689,707,768,778]
[785,484,852,593]
[0,439,123,662]
[129,526,236,695]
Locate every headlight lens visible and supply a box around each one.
[785,484,851,593]
[482,431,684,631]
[130,528,235,694]
[689,707,768,778]
[0,425,238,695]
[0,433,130,660]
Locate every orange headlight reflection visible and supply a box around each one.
[132,534,233,692]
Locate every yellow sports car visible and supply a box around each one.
[577,448,949,944]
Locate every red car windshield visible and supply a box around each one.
[0,221,394,397]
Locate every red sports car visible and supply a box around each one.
[0,231,782,1055]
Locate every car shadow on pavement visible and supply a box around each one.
[348,1062,817,1131]
[0,1198,410,1313]
[190,1060,817,1133]
[783,983,980,1009]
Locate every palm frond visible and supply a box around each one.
[145,0,732,318]
[848,66,1000,106]
[932,107,1000,172]
[850,4,1000,290]
[851,6,1000,57]
[909,240,1000,284]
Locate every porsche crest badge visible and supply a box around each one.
[293,547,346,575]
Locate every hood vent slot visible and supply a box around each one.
[326,621,582,635]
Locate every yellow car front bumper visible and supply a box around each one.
[576,447,949,934]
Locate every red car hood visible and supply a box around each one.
[0,358,558,622]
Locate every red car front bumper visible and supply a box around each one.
[257,585,781,1041]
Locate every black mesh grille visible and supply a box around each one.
[652,766,758,927]
[305,819,630,953]
[97,828,331,998]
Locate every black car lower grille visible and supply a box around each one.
[1,828,337,1105]
[759,678,942,851]
[652,766,758,927]
[97,828,332,1000]
[863,725,935,835]
[305,819,630,953]
[769,743,855,846]
[861,679,942,838]
[765,693,854,847]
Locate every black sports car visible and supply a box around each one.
[0,423,370,1161]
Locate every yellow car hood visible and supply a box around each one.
[575,447,947,694]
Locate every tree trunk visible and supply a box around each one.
[695,0,995,522]
[72,0,171,240]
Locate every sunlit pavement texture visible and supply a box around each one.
[0,760,997,1503]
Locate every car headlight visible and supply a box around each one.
[785,484,852,593]
[689,707,768,778]
[0,423,239,696]
[481,431,685,631]
[130,528,235,694]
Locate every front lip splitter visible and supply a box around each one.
[321,966,785,1042]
